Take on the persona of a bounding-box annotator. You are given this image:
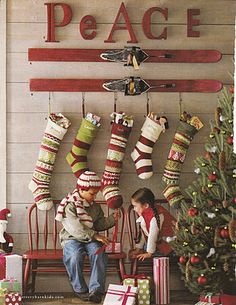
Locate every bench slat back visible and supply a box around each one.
[27,201,126,251]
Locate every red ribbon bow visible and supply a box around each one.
[108,286,136,305]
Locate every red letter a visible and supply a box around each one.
[104,2,138,43]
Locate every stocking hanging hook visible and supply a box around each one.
[146,92,150,116]
[114,92,118,113]
[178,92,183,117]
[48,92,52,116]
[82,92,86,118]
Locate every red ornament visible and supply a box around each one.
[198,275,207,285]
[179,256,186,264]
[229,86,234,94]
[208,173,217,182]
[227,136,233,145]
[219,227,229,239]
[188,207,198,217]
[190,255,200,264]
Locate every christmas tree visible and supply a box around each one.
[171,87,236,295]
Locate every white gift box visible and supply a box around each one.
[0,254,22,293]
[103,284,138,305]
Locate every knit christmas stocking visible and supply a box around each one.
[162,112,203,207]
[162,112,203,185]
[101,112,133,209]
[131,114,168,179]
[28,113,71,210]
[163,184,185,207]
[66,113,101,178]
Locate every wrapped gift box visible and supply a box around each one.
[221,294,236,305]
[105,242,121,253]
[0,254,22,293]
[5,292,22,305]
[0,279,21,293]
[196,301,221,305]
[0,288,7,305]
[123,275,150,305]
[200,294,236,305]
[153,257,169,305]
[199,294,221,304]
[103,284,138,305]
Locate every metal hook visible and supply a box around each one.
[48,92,52,116]
[178,92,183,117]
[82,92,85,118]
[114,92,117,113]
[146,92,150,116]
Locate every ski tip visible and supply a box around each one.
[102,82,114,92]
[216,80,223,92]
[100,54,108,61]
[217,51,222,62]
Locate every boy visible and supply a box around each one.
[56,171,120,303]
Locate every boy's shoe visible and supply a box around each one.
[88,291,103,303]
[75,292,89,301]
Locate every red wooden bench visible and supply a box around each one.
[23,201,126,293]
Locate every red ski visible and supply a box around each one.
[28,47,222,67]
[30,77,222,94]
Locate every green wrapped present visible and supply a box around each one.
[0,288,7,305]
[0,279,21,293]
[123,274,151,305]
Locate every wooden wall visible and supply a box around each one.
[6,0,235,291]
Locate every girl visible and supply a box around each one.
[130,187,176,261]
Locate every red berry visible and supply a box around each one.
[229,86,234,94]
[188,208,198,217]
[190,256,200,264]
[208,173,217,182]
[179,256,186,264]
[198,275,207,285]
[227,136,233,145]
[234,198,236,204]
[220,227,229,238]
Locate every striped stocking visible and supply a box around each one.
[66,113,100,177]
[101,112,133,209]
[131,115,168,179]
[28,113,71,210]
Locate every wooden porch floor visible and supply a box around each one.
[23,290,197,305]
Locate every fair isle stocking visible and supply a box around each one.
[66,113,101,177]
[163,184,185,207]
[162,113,203,185]
[131,114,168,179]
[101,112,133,209]
[162,112,203,208]
[28,113,71,210]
